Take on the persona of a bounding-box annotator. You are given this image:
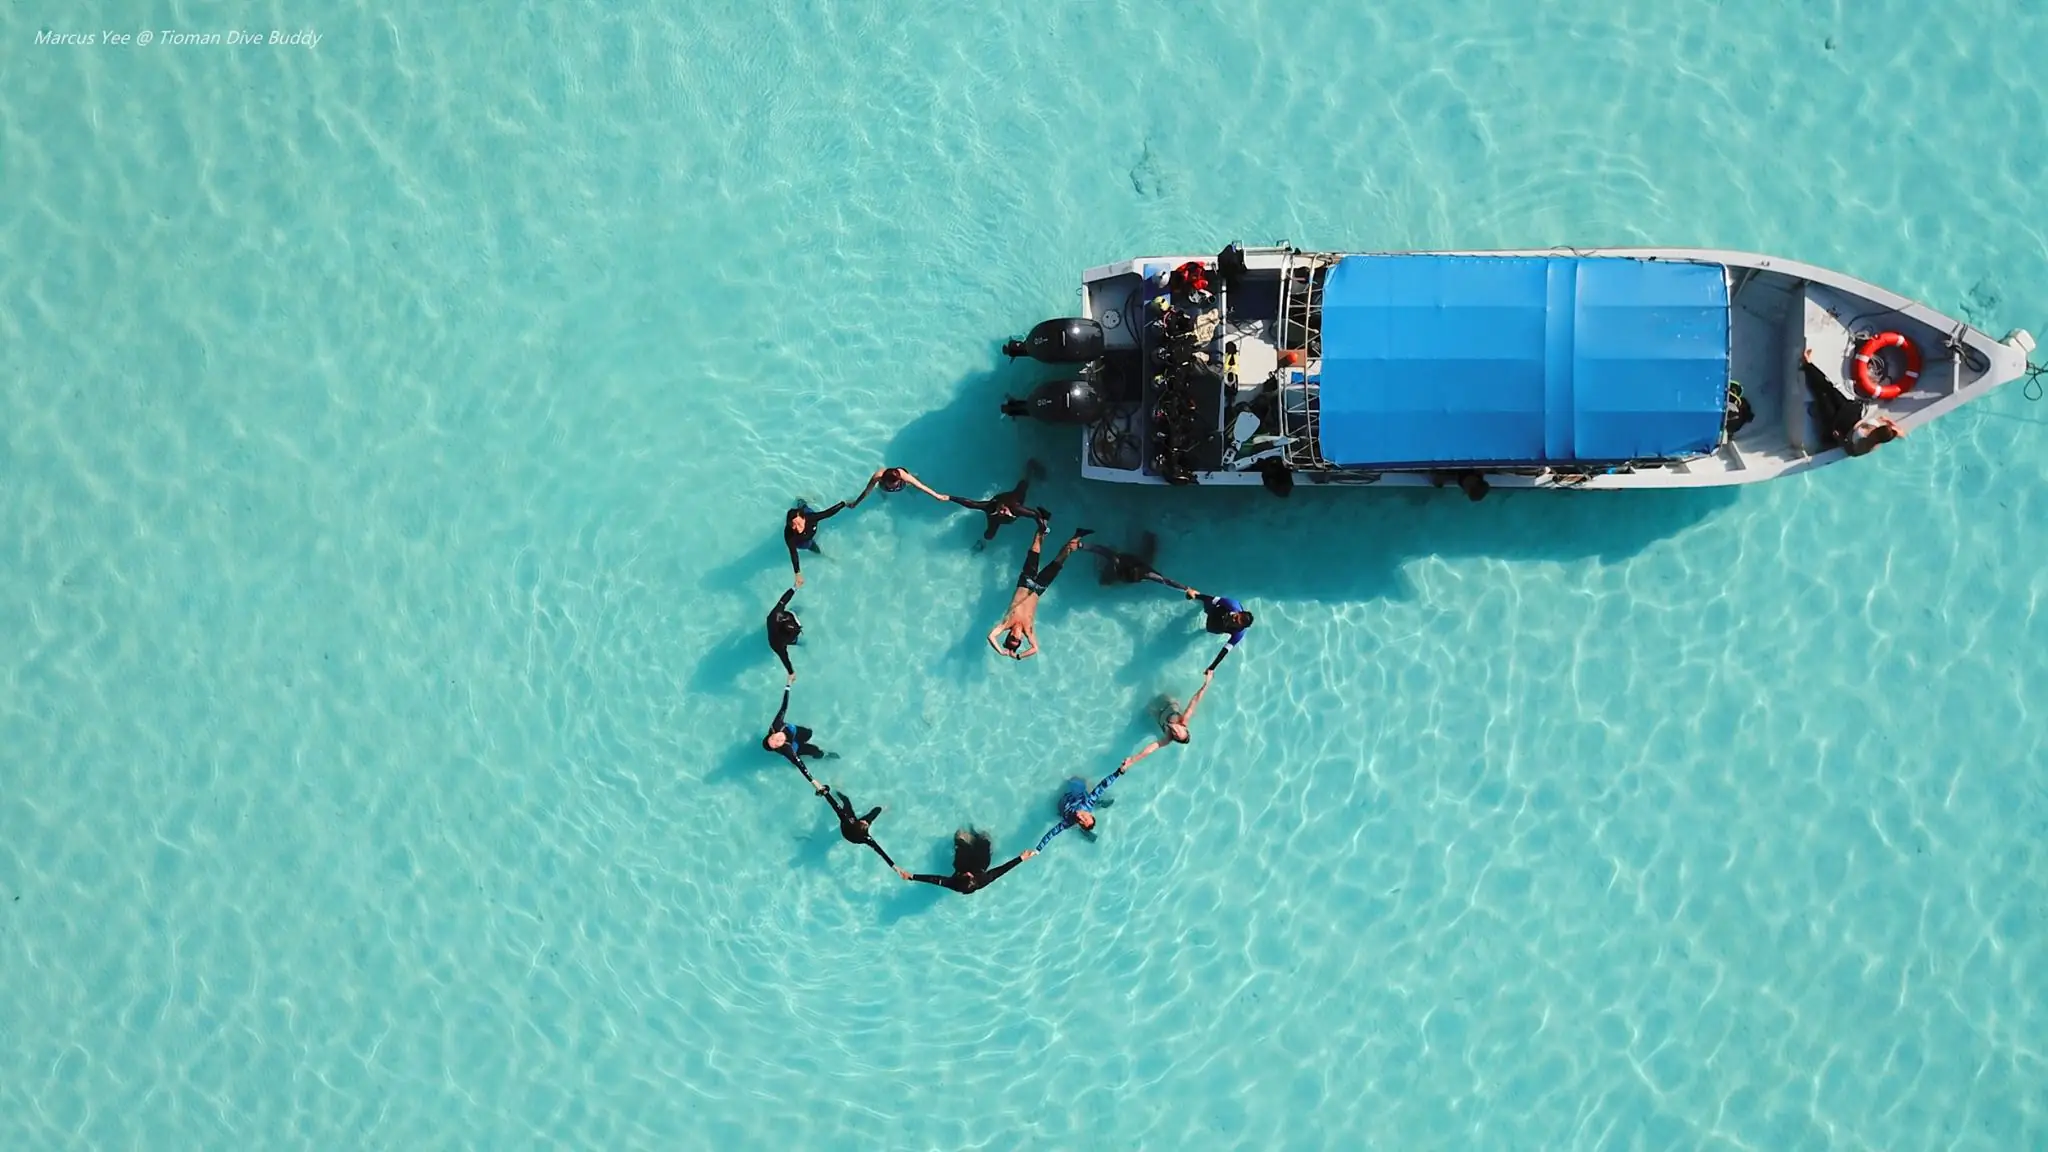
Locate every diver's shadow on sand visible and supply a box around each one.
[785,822,840,873]
[701,739,776,789]
[700,535,793,599]
[685,625,765,699]
[1108,608,1206,687]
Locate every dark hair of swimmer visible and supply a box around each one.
[1230,609,1255,631]
[879,467,906,492]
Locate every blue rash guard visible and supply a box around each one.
[1035,773,1119,851]
[1197,593,1250,672]
[1198,594,1248,645]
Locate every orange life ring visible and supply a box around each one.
[1853,331,1922,401]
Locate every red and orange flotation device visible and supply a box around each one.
[1853,331,1922,401]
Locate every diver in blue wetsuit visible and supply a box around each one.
[1181,587,1255,671]
[761,687,837,783]
[1034,770,1121,851]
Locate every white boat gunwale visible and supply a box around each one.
[1062,245,2033,492]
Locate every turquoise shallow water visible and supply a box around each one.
[5,0,2048,1147]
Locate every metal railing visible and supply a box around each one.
[1275,251,1333,468]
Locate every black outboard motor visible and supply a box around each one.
[1001,377,1105,425]
[1002,317,1105,363]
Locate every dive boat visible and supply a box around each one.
[997,243,2037,493]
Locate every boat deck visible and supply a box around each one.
[1074,247,2033,490]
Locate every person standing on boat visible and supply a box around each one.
[1800,349,1905,457]
[944,459,1048,544]
[1180,588,1255,671]
[849,466,947,508]
[988,522,1094,660]
[1121,669,1215,771]
[1034,770,1121,851]
[896,828,1035,894]
[813,782,897,869]
[762,686,836,782]
[766,586,802,684]
[783,500,846,588]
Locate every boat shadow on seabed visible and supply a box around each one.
[880,353,1742,608]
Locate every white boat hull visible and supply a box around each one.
[1058,246,2033,490]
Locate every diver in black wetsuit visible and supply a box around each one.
[813,784,896,868]
[1079,531,1187,590]
[944,459,1048,543]
[783,501,845,587]
[766,587,802,683]
[896,828,1034,894]
[761,687,835,781]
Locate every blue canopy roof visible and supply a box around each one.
[1314,255,1731,468]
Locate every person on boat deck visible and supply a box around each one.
[1179,587,1256,671]
[897,828,1035,894]
[989,523,1094,660]
[762,687,836,781]
[1168,260,1214,306]
[1079,531,1185,590]
[1034,771,1121,851]
[1801,349,1905,457]
[766,586,802,684]
[784,500,846,587]
[944,459,1049,543]
[813,782,896,869]
[849,466,946,508]
[1122,669,1215,771]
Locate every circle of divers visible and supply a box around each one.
[765,463,1252,896]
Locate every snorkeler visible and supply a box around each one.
[761,687,836,781]
[1179,587,1255,671]
[988,523,1094,660]
[1121,669,1214,771]
[896,828,1035,894]
[1078,531,1187,590]
[783,500,846,588]
[945,459,1048,542]
[849,466,947,508]
[814,783,896,869]
[1033,770,1120,851]
[766,587,801,683]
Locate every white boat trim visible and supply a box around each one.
[1060,246,2033,491]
